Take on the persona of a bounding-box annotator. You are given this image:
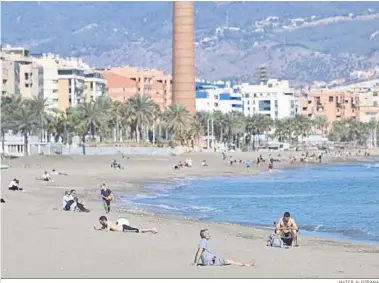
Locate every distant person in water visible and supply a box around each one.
[268,163,273,172]
[193,229,255,267]
[94,216,157,234]
[245,160,251,171]
[275,211,299,247]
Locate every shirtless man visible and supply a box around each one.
[275,211,299,247]
[93,216,157,234]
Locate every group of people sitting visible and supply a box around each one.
[173,158,193,170]
[111,159,123,169]
[62,190,90,212]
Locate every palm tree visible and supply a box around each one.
[128,94,156,143]
[30,95,50,141]
[1,94,22,153]
[164,104,190,145]
[10,101,39,156]
[313,115,329,136]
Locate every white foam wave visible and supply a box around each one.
[366,163,379,168]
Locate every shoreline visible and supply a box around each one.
[2,150,379,278]
[114,161,379,247]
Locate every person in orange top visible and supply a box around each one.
[101,183,113,214]
[275,211,299,247]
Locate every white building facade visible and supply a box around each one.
[195,81,243,113]
[240,79,298,120]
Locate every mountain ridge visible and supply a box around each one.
[3,1,379,85]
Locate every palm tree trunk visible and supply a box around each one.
[152,123,155,145]
[24,132,29,157]
[1,131,5,154]
[136,125,140,143]
[82,135,86,155]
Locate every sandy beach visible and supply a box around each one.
[1,150,379,278]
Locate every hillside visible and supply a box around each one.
[2,1,379,85]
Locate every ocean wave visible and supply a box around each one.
[131,202,220,213]
[299,224,376,239]
[187,194,317,200]
[366,163,379,168]
[132,193,170,200]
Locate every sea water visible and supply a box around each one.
[125,161,379,244]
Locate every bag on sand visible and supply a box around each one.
[267,233,283,248]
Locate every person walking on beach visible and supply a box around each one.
[94,216,157,234]
[101,183,113,214]
[193,229,255,267]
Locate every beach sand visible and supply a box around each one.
[1,150,379,278]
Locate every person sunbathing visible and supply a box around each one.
[193,229,255,267]
[51,169,68,176]
[94,216,157,234]
[275,211,299,247]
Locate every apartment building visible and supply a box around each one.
[101,66,172,110]
[299,89,359,123]
[356,86,379,123]
[195,81,243,113]
[240,79,298,120]
[1,47,43,99]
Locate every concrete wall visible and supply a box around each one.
[61,146,173,156]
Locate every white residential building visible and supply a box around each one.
[240,79,298,120]
[195,81,243,113]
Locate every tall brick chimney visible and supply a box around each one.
[172,1,196,117]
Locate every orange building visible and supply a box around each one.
[299,89,359,123]
[101,66,172,110]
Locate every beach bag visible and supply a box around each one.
[267,233,283,248]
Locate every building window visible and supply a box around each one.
[247,100,250,105]
[214,95,218,99]
[25,83,30,88]
[214,103,219,107]
[259,100,271,111]
[275,100,278,108]
[25,73,29,80]
[374,101,378,107]
[329,96,333,102]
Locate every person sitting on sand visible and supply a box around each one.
[8,179,23,191]
[51,169,68,176]
[62,191,73,209]
[94,216,157,234]
[201,160,208,167]
[64,197,79,211]
[36,171,53,182]
[275,211,299,247]
[193,229,255,267]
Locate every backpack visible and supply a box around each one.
[267,233,283,248]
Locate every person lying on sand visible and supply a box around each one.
[193,229,255,267]
[93,216,157,234]
[8,179,23,191]
[275,211,299,247]
[36,171,53,182]
[51,169,68,176]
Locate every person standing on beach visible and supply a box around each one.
[193,229,255,267]
[101,184,113,214]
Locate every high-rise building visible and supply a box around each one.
[240,79,298,120]
[1,47,44,99]
[172,1,196,116]
[101,66,172,110]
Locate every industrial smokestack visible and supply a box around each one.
[172,1,196,117]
